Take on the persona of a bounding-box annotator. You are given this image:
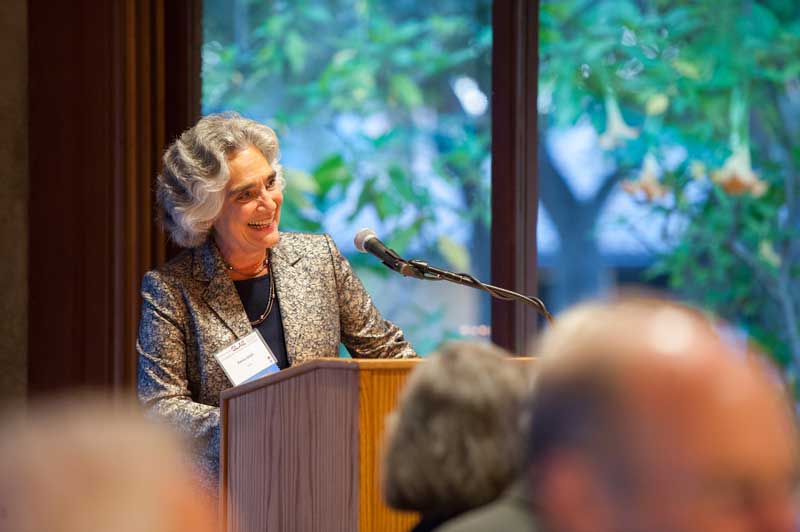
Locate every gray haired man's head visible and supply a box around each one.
[382,341,530,517]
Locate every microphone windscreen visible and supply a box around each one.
[354,228,377,253]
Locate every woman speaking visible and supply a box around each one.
[137,113,416,487]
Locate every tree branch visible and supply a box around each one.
[775,268,800,370]
[590,164,627,212]
[537,129,580,230]
[617,213,663,256]
[727,239,778,299]
[725,238,800,367]
[764,86,800,259]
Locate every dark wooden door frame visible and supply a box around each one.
[27,0,201,394]
[491,0,540,354]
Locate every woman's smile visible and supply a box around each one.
[247,218,276,230]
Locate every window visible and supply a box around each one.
[203,0,493,354]
[539,1,800,371]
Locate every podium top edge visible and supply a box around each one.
[220,356,538,401]
[220,358,424,400]
[346,358,424,370]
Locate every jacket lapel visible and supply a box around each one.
[270,235,305,365]
[194,240,252,340]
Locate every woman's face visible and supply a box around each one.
[213,145,283,257]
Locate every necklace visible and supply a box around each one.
[222,251,269,277]
[249,272,276,326]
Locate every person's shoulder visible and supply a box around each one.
[277,231,330,245]
[141,247,194,293]
[275,231,338,255]
[436,504,534,532]
[146,247,193,277]
[436,486,536,532]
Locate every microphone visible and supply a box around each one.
[354,228,405,271]
[354,229,554,323]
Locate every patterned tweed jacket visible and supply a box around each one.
[137,232,416,485]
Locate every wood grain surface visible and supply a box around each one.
[220,357,535,531]
[223,362,360,532]
[357,361,422,531]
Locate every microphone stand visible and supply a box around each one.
[398,259,554,324]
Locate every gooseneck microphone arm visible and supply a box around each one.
[402,259,554,324]
[354,228,554,324]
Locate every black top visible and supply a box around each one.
[233,274,290,370]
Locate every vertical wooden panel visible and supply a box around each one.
[0,0,28,400]
[164,0,202,142]
[28,0,200,394]
[491,0,540,354]
[29,0,118,391]
[163,0,202,261]
[222,362,360,532]
[358,361,420,532]
[115,0,138,389]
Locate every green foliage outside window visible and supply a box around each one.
[203,0,492,353]
[541,0,800,382]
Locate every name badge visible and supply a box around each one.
[213,329,279,386]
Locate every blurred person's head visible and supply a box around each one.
[527,294,799,532]
[382,341,530,519]
[0,394,216,532]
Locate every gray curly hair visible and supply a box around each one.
[382,341,530,517]
[156,112,286,248]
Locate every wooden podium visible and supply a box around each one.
[219,358,423,532]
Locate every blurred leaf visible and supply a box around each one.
[283,167,319,194]
[374,193,404,220]
[284,31,308,74]
[313,154,350,195]
[389,74,424,107]
[387,219,423,255]
[387,165,418,203]
[437,235,470,271]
